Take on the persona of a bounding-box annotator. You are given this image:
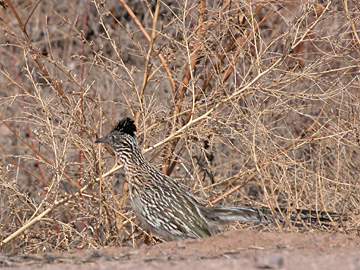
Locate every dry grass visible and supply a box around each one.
[0,0,359,253]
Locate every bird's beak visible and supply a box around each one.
[95,136,108,144]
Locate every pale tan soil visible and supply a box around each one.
[2,230,359,270]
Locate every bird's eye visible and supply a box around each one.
[112,135,117,140]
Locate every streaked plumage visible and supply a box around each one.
[95,117,338,241]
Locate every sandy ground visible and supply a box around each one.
[1,229,359,270]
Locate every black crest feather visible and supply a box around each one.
[113,117,137,137]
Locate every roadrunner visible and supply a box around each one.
[95,117,338,241]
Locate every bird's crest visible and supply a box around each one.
[113,117,137,137]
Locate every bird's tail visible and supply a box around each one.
[202,205,343,225]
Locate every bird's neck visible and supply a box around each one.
[117,145,149,173]
[116,144,155,191]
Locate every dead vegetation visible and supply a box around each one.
[0,0,359,253]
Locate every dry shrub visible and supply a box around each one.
[0,0,359,253]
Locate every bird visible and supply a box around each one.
[95,117,339,241]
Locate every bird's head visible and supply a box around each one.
[95,117,137,153]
